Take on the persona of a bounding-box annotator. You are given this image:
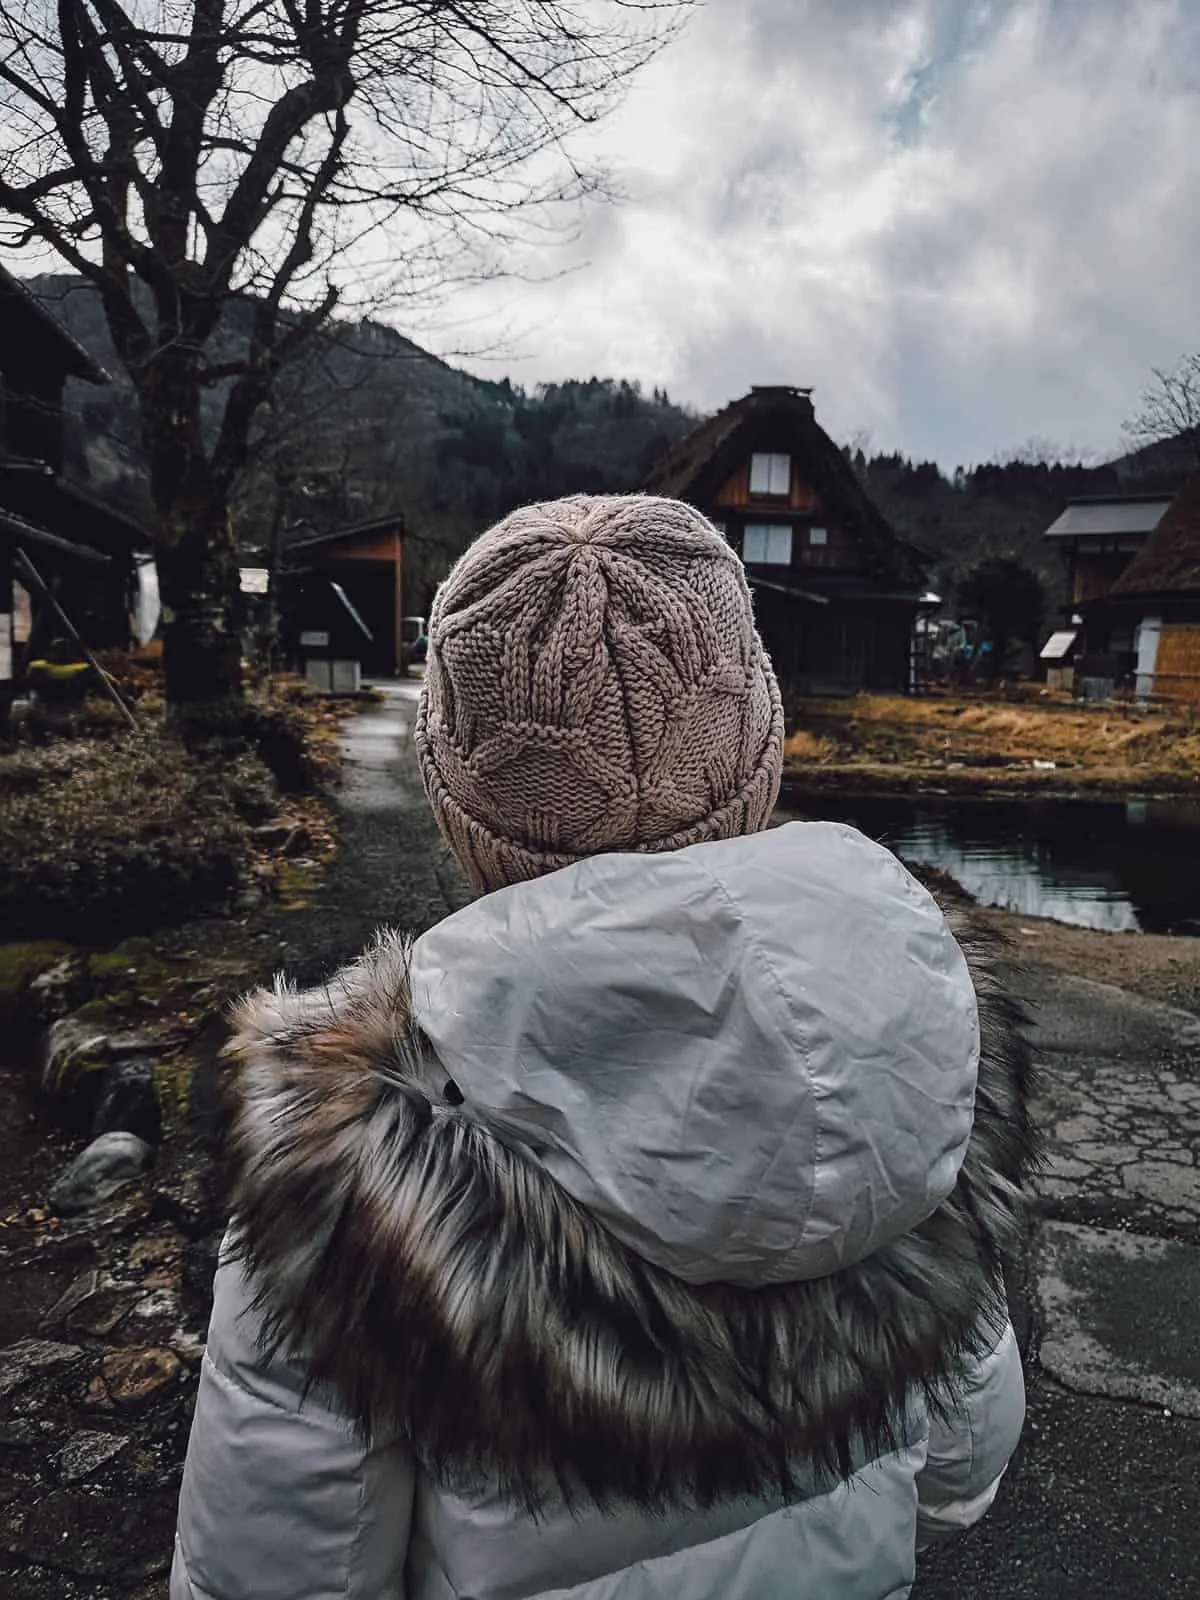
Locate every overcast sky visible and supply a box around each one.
[443,0,1200,470]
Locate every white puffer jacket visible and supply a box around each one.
[172,823,1032,1600]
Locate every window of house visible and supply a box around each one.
[808,526,828,546]
[742,524,792,565]
[749,452,791,496]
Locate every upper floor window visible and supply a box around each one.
[808,526,828,546]
[749,452,791,496]
[743,523,792,565]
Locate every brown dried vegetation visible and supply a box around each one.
[785,693,1200,795]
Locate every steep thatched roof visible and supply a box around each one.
[1108,470,1200,599]
[643,385,926,589]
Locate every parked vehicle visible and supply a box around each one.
[400,615,428,672]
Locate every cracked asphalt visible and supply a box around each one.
[917,966,1200,1597]
[1032,972,1200,1239]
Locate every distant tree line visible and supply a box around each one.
[431,377,694,521]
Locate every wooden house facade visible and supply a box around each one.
[1,266,149,687]
[643,386,927,696]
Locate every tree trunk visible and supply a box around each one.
[157,496,244,708]
[141,341,244,710]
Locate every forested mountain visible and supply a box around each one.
[25,273,1188,619]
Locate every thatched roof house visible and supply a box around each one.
[1108,472,1200,601]
[644,386,927,695]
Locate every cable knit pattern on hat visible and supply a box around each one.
[415,494,785,893]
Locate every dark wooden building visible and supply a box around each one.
[278,513,406,679]
[643,386,927,695]
[1,266,149,684]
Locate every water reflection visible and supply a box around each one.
[775,795,1200,934]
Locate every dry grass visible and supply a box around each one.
[783,729,834,763]
[784,692,1200,792]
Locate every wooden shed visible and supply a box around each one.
[643,386,927,696]
[278,513,406,679]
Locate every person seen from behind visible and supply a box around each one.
[171,493,1035,1599]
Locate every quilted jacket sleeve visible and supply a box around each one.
[171,1231,415,1600]
[914,1317,1025,1551]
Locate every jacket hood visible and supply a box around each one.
[220,828,1037,1513]
[408,822,980,1288]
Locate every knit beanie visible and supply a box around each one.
[415,494,784,895]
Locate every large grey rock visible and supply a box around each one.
[41,1014,175,1140]
[55,1429,130,1484]
[48,1132,154,1216]
[40,1016,109,1129]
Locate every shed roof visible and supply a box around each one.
[284,511,405,555]
[643,386,926,591]
[0,464,149,553]
[0,506,108,564]
[1043,495,1172,539]
[1107,472,1200,599]
[0,266,109,384]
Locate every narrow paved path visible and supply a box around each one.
[277,680,470,987]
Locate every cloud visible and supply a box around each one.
[441,0,1200,468]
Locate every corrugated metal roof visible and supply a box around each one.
[1044,498,1172,538]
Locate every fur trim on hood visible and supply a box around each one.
[220,848,1037,1515]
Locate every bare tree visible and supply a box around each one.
[0,0,690,705]
[1124,353,1200,469]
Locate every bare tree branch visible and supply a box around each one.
[1123,354,1200,468]
[0,0,694,702]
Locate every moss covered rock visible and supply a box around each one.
[0,941,75,1033]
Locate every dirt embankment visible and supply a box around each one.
[783,693,1200,798]
[979,908,1200,1015]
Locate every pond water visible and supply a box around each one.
[775,794,1200,934]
